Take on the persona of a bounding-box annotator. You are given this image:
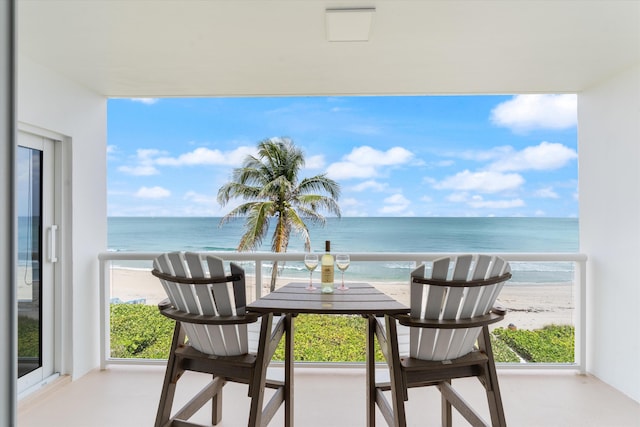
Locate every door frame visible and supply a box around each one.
[16,124,70,398]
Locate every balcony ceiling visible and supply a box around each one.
[18,0,640,98]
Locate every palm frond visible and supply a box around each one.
[237,202,275,251]
[217,182,262,205]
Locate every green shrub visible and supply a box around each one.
[490,333,521,363]
[18,315,40,358]
[492,325,574,363]
[110,304,174,359]
[272,314,385,362]
[109,305,574,364]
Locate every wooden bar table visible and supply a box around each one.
[247,282,409,427]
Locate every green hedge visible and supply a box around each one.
[492,325,574,363]
[110,304,173,359]
[18,315,40,358]
[110,304,574,364]
[272,314,384,362]
[490,334,521,363]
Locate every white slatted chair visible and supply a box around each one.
[152,252,287,427]
[371,254,511,427]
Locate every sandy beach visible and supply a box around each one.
[108,267,575,331]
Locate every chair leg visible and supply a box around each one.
[211,375,223,425]
[441,380,452,427]
[248,314,272,427]
[284,314,294,427]
[155,323,185,427]
[479,327,506,427]
[385,316,407,427]
[366,315,377,427]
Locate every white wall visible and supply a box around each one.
[17,56,107,380]
[579,63,640,402]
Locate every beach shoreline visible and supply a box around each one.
[107,267,575,331]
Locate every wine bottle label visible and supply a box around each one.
[321,240,334,286]
[321,264,334,283]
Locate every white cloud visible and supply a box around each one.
[135,186,171,199]
[449,142,576,173]
[534,187,559,199]
[130,98,159,105]
[350,180,388,192]
[118,165,159,176]
[379,194,412,215]
[431,160,455,167]
[446,192,470,203]
[107,145,119,161]
[379,205,414,215]
[156,146,255,167]
[184,191,216,204]
[384,194,410,205]
[118,149,164,176]
[467,196,525,209]
[447,192,524,210]
[435,170,524,193]
[488,141,577,172]
[491,94,577,132]
[454,146,511,162]
[339,197,361,208]
[327,146,414,180]
[305,154,326,169]
[326,162,378,180]
[345,146,414,166]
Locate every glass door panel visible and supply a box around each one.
[17,145,42,378]
[17,132,55,394]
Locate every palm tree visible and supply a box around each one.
[217,137,341,291]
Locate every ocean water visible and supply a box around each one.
[108,217,579,284]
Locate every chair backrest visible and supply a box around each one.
[153,251,249,356]
[409,254,511,361]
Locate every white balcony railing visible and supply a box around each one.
[98,251,587,372]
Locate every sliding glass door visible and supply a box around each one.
[17,131,56,394]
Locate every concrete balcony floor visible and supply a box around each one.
[18,365,640,427]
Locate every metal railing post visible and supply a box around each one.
[255,259,263,300]
[576,259,587,374]
[99,259,110,370]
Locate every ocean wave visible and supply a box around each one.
[199,246,237,252]
[509,262,574,273]
[382,262,414,270]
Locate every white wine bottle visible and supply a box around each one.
[320,240,335,293]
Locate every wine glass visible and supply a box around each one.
[304,254,319,291]
[335,254,350,291]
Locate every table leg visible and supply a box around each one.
[366,315,376,427]
[285,313,294,427]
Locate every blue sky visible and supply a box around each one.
[107,95,578,218]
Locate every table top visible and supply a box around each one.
[247,282,409,315]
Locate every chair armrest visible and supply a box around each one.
[159,305,261,325]
[158,298,172,311]
[394,311,505,329]
[491,305,507,316]
[152,269,242,285]
[411,271,512,288]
